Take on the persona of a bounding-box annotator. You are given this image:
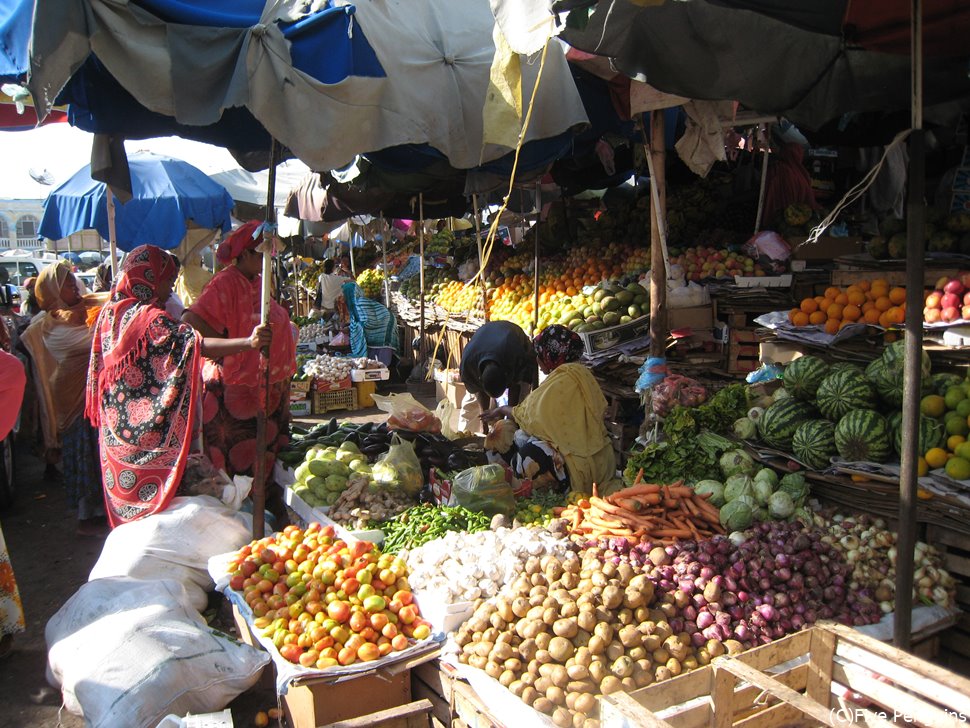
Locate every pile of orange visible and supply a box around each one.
[788,280,907,334]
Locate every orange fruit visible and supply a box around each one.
[858,280,872,292]
[874,296,892,312]
[825,286,841,300]
[824,319,840,334]
[884,331,898,343]
[889,287,907,305]
[792,311,810,327]
[864,307,882,324]
[839,319,855,330]
[886,306,905,325]
[800,298,819,314]
[820,298,835,313]
[862,301,875,312]
[878,311,894,328]
[846,285,863,295]
[814,295,827,307]
[788,308,800,323]
[809,311,827,325]
[847,290,866,306]
[826,303,844,320]
[834,293,849,305]
[842,304,862,321]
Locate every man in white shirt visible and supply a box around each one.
[316,259,350,314]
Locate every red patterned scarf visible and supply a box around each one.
[87,246,203,527]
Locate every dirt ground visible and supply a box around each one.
[0,401,434,728]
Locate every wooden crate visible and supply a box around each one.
[926,524,970,675]
[727,328,760,374]
[599,622,970,728]
[409,661,502,728]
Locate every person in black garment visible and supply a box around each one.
[459,320,538,433]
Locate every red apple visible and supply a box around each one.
[925,308,942,324]
[926,291,943,309]
[944,279,966,296]
[960,271,970,289]
[942,306,960,322]
[942,293,961,310]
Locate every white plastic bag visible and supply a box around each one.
[47,577,268,728]
[435,398,459,439]
[88,496,252,612]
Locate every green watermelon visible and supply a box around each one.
[758,399,818,450]
[835,410,891,463]
[890,414,946,457]
[881,339,932,378]
[792,420,837,470]
[829,362,864,377]
[929,372,963,396]
[816,369,877,421]
[783,356,830,401]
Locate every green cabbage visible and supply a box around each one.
[724,474,754,502]
[719,449,756,478]
[768,491,796,519]
[778,472,809,506]
[733,417,757,440]
[693,480,726,508]
[752,478,774,506]
[754,468,778,488]
[719,499,754,531]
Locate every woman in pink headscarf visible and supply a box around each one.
[87,245,271,527]
[183,222,296,521]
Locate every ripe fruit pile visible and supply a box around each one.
[919,377,970,480]
[356,268,385,299]
[668,245,765,281]
[788,279,906,334]
[227,523,431,669]
[923,273,970,324]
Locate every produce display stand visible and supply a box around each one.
[598,622,970,728]
[410,661,504,728]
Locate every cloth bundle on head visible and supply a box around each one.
[534,325,584,372]
[86,245,202,527]
[35,261,88,326]
[216,220,262,265]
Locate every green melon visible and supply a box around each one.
[783,356,830,401]
[829,362,864,377]
[816,369,877,421]
[757,399,819,450]
[792,420,837,470]
[881,339,932,379]
[835,410,891,463]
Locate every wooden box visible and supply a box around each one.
[599,622,970,728]
[283,670,412,728]
[727,328,760,374]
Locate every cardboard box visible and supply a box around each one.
[283,670,412,728]
[788,235,865,260]
[434,379,467,409]
[759,341,805,365]
[289,399,312,417]
[668,304,713,331]
[577,314,650,355]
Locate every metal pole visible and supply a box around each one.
[895,0,924,652]
[106,192,119,279]
[380,216,390,309]
[473,194,487,320]
[418,194,426,359]
[252,140,280,540]
[647,111,668,359]
[754,122,772,234]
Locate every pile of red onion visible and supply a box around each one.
[588,520,881,651]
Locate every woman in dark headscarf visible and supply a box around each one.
[481,325,616,494]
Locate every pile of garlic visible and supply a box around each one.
[304,354,355,383]
[298,321,327,343]
[401,527,575,605]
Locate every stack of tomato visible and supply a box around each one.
[227,523,432,669]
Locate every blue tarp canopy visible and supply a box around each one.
[39,151,234,250]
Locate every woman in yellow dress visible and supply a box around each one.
[482,325,615,494]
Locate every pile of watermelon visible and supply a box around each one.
[754,341,939,469]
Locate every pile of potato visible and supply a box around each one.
[455,549,724,726]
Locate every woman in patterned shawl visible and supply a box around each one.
[87,246,270,527]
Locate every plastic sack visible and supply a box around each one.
[46,577,268,728]
[435,398,459,439]
[179,454,250,510]
[373,391,442,433]
[448,463,515,517]
[88,496,252,612]
[652,374,708,417]
[743,231,791,274]
[371,432,425,496]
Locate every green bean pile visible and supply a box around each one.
[380,504,491,553]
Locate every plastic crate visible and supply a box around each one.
[312,386,358,414]
[355,380,377,408]
[314,376,352,392]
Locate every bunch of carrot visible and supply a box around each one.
[555,469,723,543]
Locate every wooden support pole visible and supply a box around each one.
[648,111,667,359]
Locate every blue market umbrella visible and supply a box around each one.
[39,151,234,251]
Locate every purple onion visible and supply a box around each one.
[683,605,698,623]
[696,612,715,630]
[691,631,707,648]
